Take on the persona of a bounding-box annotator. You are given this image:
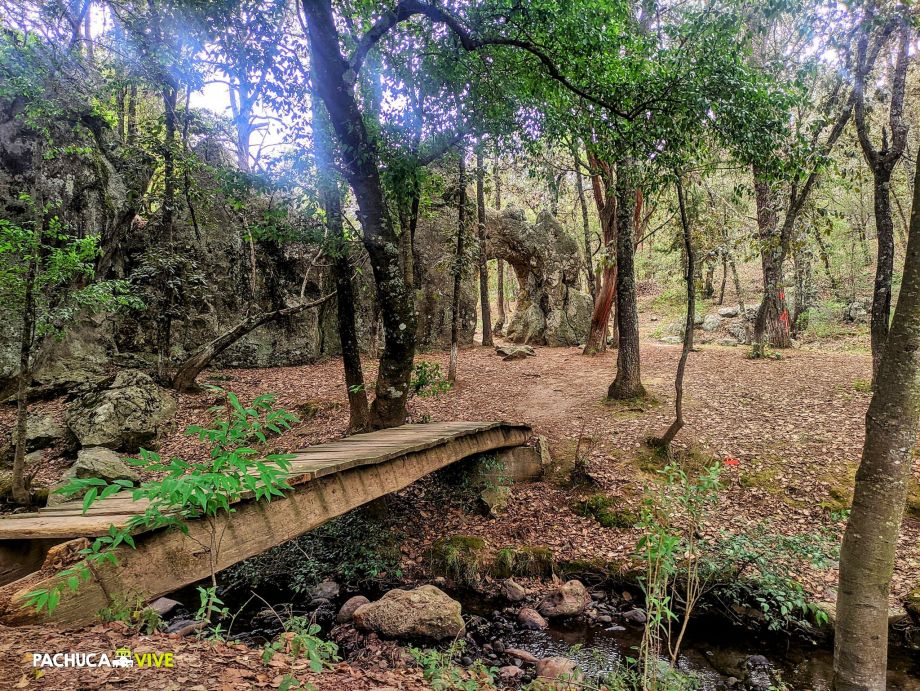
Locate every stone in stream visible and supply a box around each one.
[504,647,539,665]
[516,607,548,630]
[336,595,370,624]
[537,579,590,618]
[500,665,524,681]
[501,579,527,602]
[622,608,647,624]
[536,656,580,683]
[352,585,464,640]
[311,580,340,601]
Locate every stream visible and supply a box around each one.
[164,580,920,690]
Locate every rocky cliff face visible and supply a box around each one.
[486,209,592,346]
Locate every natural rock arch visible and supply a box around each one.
[485,209,592,346]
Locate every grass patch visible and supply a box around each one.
[739,466,780,492]
[573,493,639,529]
[491,545,555,579]
[427,535,488,585]
[635,443,713,476]
[853,378,872,393]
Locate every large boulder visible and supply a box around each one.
[47,447,140,506]
[352,585,464,641]
[701,314,721,332]
[537,580,590,618]
[66,370,177,451]
[486,209,592,346]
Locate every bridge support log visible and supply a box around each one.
[0,424,530,627]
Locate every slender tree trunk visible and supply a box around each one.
[574,146,596,302]
[751,173,792,356]
[833,148,920,691]
[584,154,616,355]
[449,149,467,383]
[493,153,506,334]
[718,254,727,305]
[652,177,694,448]
[304,0,416,429]
[609,165,645,399]
[312,98,369,432]
[127,84,137,144]
[870,168,895,382]
[171,294,335,393]
[476,148,492,346]
[813,226,839,295]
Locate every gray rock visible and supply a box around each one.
[505,647,539,665]
[67,370,177,451]
[660,335,682,345]
[480,485,510,516]
[336,595,370,624]
[693,313,705,327]
[148,597,181,617]
[496,344,535,361]
[502,579,527,603]
[538,580,590,619]
[718,306,740,318]
[622,608,647,624]
[24,415,68,452]
[47,447,140,506]
[727,322,750,344]
[352,585,464,640]
[311,580,340,601]
[517,607,548,630]
[665,321,686,339]
[846,300,869,323]
[701,314,722,332]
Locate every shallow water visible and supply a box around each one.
[503,615,920,690]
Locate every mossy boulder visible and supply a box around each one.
[428,535,487,584]
[352,585,464,641]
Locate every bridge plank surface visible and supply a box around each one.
[0,422,521,541]
[0,421,532,627]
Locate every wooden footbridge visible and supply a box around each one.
[0,421,531,627]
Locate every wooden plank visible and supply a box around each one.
[0,422,531,543]
[0,423,532,626]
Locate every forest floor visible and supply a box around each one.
[5,297,920,689]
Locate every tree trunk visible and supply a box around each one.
[584,153,616,356]
[312,98,369,433]
[833,148,920,691]
[813,226,839,295]
[608,166,645,400]
[574,146,596,302]
[652,177,694,448]
[718,255,728,305]
[304,0,416,429]
[171,294,335,393]
[476,148,492,347]
[449,149,467,383]
[751,173,791,356]
[493,153,506,334]
[870,168,895,382]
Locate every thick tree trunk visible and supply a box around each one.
[833,148,920,691]
[608,167,645,399]
[652,178,694,448]
[476,149,492,346]
[870,169,895,382]
[313,99,369,433]
[448,149,467,383]
[171,294,335,393]
[304,0,416,429]
[583,154,616,356]
[751,173,791,356]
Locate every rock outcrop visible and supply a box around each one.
[352,585,464,640]
[66,370,177,451]
[486,209,592,346]
[47,447,140,506]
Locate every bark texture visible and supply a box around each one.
[833,147,920,691]
[476,149,492,346]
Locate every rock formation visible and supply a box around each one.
[485,209,592,346]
